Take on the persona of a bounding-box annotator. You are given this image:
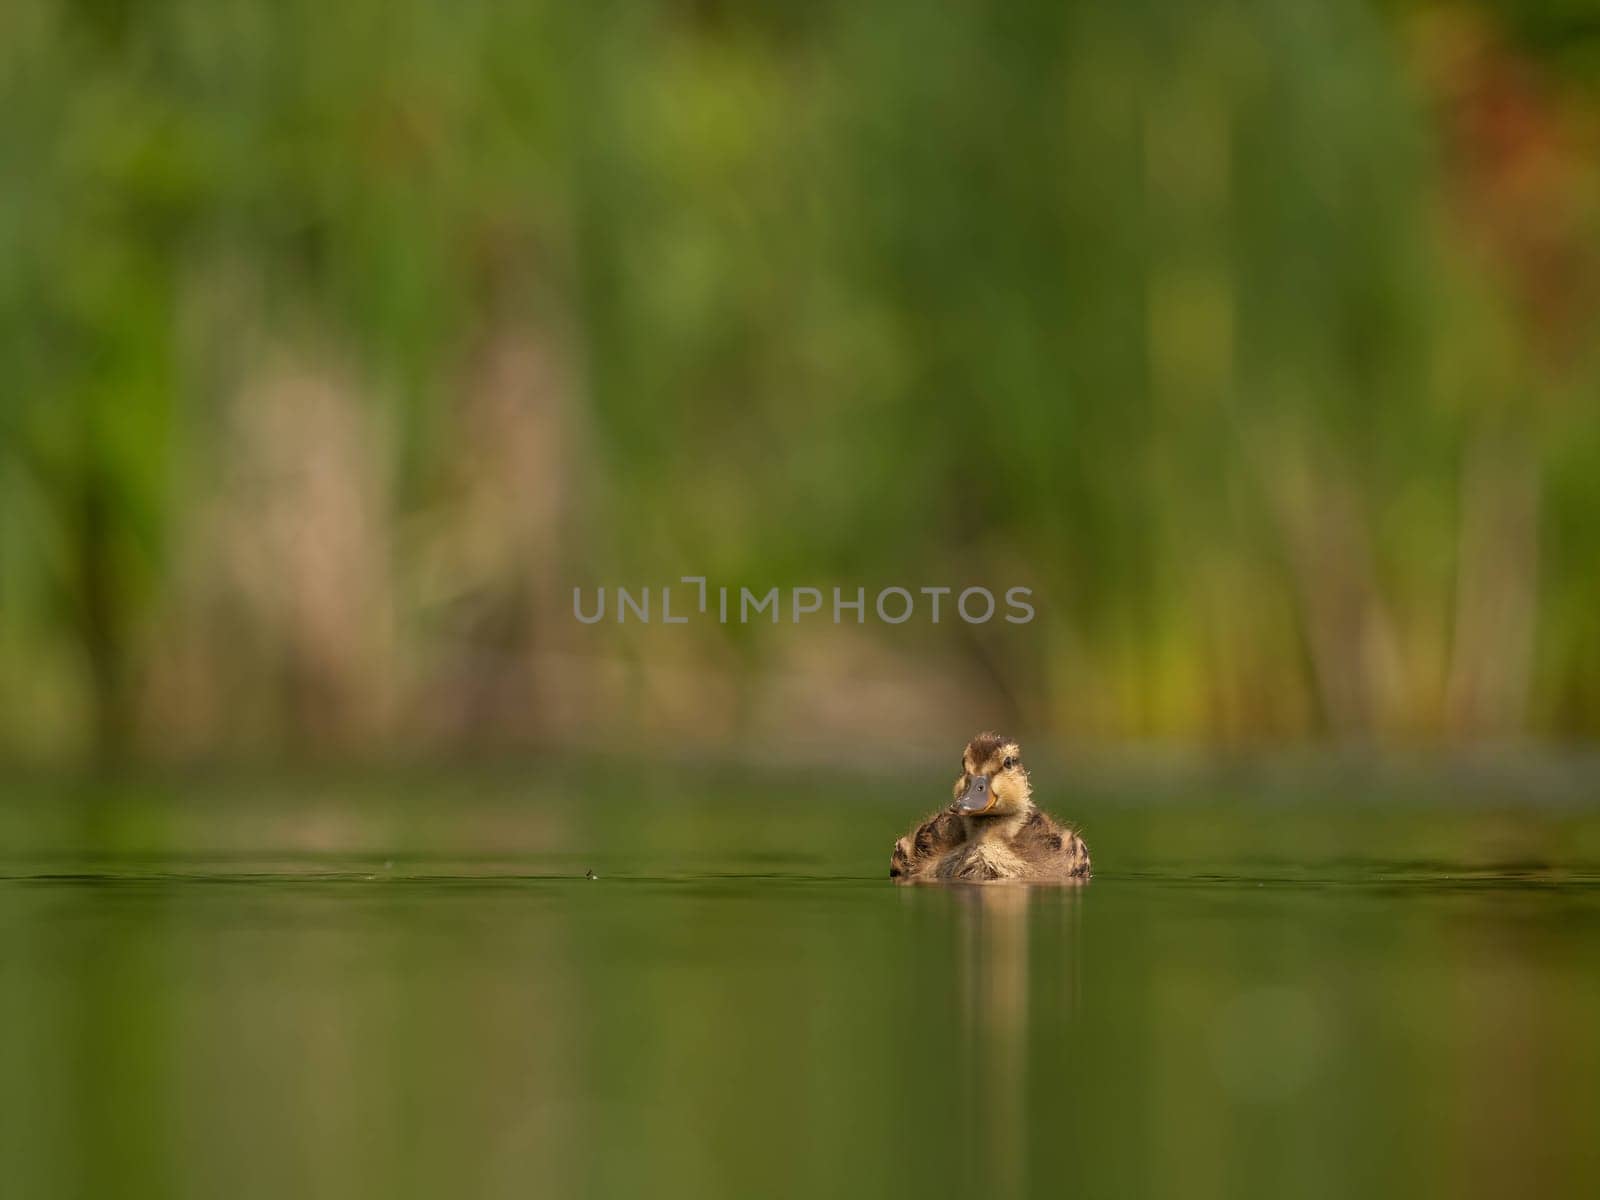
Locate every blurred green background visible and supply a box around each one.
[5,0,1600,763]
[6,6,1600,1198]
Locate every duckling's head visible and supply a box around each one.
[952,732,1032,818]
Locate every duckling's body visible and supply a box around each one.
[890,734,1091,884]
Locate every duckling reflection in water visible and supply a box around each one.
[890,733,1091,884]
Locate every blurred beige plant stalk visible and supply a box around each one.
[147,359,397,752]
[410,328,580,746]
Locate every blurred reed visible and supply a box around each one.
[1,0,1598,760]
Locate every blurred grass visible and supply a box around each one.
[2,0,1600,760]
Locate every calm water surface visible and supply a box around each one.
[2,762,1599,1198]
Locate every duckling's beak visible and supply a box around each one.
[956,774,996,814]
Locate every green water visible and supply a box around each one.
[3,761,1600,1198]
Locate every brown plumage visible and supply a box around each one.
[889,733,1091,884]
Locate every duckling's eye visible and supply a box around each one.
[1003,756,1017,770]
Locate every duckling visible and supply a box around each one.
[890,733,1090,884]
